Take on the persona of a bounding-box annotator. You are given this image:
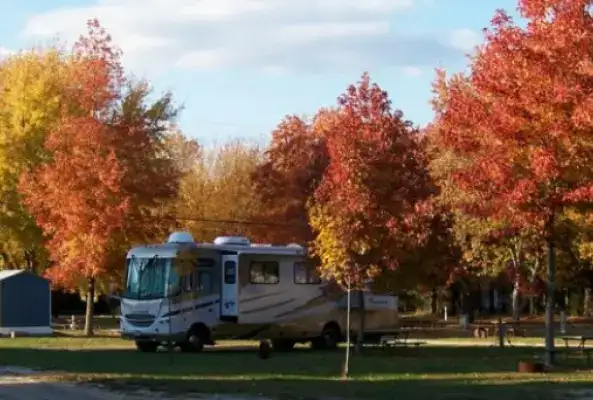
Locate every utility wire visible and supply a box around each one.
[128,212,309,228]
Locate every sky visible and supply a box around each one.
[0,0,522,145]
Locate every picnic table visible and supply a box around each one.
[560,335,593,363]
[485,320,524,347]
[379,330,426,350]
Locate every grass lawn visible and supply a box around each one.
[1,337,592,400]
[430,337,587,346]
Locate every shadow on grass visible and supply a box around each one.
[1,375,592,400]
[0,346,549,374]
[0,346,591,399]
[51,332,120,339]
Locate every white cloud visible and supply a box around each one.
[401,66,423,77]
[447,28,482,52]
[176,49,230,69]
[22,0,476,73]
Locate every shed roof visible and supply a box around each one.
[0,270,26,281]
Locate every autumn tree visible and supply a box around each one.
[0,49,70,273]
[375,207,461,314]
[174,138,264,241]
[552,211,593,315]
[309,73,433,372]
[374,134,461,314]
[101,80,181,295]
[252,114,330,244]
[20,19,181,335]
[429,0,593,364]
[163,128,201,176]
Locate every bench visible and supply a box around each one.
[560,336,593,364]
[475,321,526,346]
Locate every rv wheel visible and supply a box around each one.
[179,325,207,353]
[135,340,159,352]
[312,324,341,350]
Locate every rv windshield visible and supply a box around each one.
[124,257,177,300]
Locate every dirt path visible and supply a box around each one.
[0,367,267,400]
[2,366,590,400]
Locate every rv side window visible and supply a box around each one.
[183,273,194,292]
[250,261,279,284]
[196,270,213,293]
[294,262,321,284]
[224,261,236,284]
[181,258,215,292]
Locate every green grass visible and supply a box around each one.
[430,337,584,346]
[1,337,593,399]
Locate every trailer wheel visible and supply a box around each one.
[271,339,295,352]
[312,322,341,350]
[135,340,159,352]
[179,324,208,353]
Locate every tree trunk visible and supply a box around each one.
[355,290,365,355]
[24,250,37,274]
[512,285,521,321]
[431,288,438,315]
[0,252,14,269]
[545,236,556,366]
[84,277,95,337]
[584,288,593,317]
[529,296,536,315]
[342,284,351,379]
[511,263,521,321]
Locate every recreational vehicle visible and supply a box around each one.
[119,232,399,352]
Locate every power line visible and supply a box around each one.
[130,213,308,228]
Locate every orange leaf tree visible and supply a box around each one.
[309,73,434,356]
[19,19,142,335]
[429,0,593,364]
[251,114,329,244]
[101,80,182,295]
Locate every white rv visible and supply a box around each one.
[120,232,399,352]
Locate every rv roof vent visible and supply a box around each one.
[213,236,251,246]
[287,243,303,248]
[167,231,194,244]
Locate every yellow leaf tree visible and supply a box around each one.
[174,138,265,241]
[0,48,69,272]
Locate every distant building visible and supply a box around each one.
[0,270,52,335]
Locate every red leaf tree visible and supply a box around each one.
[309,73,434,359]
[19,19,131,336]
[251,114,329,244]
[429,0,593,364]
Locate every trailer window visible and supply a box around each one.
[250,261,279,284]
[294,262,321,284]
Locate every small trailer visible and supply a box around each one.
[119,232,399,352]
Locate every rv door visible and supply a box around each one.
[220,253,239,321]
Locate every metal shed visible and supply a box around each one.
[0,270,52,335]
